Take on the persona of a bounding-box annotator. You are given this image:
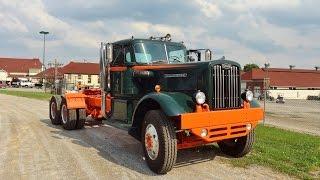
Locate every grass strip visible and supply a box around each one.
[0,89,52,100]
[228,125,320,179]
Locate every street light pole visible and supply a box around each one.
[263,62,270,125]
[39,31,49,92]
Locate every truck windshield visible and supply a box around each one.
[134,42,186,64]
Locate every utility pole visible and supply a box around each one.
[263,62,270,125]
[48,59,63,94]
[39,31,49,92]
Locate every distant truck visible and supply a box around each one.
[20,81,35,88]
[49,35,263,174]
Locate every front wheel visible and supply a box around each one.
[142,110,177,174]
[218,130,255,157]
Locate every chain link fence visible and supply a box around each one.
[260,89,320,136]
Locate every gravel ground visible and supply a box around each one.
[0,94,292,179]
[263,100,320,136]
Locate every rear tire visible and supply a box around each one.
[218,129,255,157]
[141,110,177,174]
[76,109,86,129]
[60,98,77,130]
[49,97,61,125]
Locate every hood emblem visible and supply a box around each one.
[222,63,232,69]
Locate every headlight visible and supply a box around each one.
[246,91,254,101]
[195,91,206,104]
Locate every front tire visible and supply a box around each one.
[141,110,177,174]
[218,130,255,157]
[60,98,77,130]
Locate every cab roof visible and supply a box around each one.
[113,38,186,47]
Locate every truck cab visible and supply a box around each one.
[49,35,263,174]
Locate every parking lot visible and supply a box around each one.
[0,94,294,179]
[263,99,320,136]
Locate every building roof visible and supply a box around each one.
[242,68,320,88]
[34,67,64,79]
[61,61,99,75]
[0,57,42,73]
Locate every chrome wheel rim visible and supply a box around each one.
[50,101,56,119]
[61,104,68,124]
[145,124,159,160]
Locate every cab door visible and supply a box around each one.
[109,44,136,122]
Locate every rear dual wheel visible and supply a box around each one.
[49,96,62,125]
[60,98,86,130]
[60,99,77,130]
[50,96,86,130]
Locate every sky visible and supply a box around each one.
[0,0,319,69]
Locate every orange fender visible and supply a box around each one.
[65,93,87,109]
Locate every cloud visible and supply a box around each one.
[0,0,319,69]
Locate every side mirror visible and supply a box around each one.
[205,49,212,61]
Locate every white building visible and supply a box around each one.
[242,68,320,99]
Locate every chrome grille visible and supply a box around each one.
[212,65,241,109]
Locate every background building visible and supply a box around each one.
[34,61,100,89]
[242,68,320,99]
[33,67,63,84]
[0,57,42,82]
[61,61,100,89]
[0,69,8,81]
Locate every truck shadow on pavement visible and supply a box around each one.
[40,118,228,176]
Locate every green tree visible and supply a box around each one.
[243,63,259,72]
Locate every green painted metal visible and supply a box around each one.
[135,92,194,117]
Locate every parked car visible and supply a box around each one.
[35,83,43,89]
[20,81,35,88]
[11,80,20,88]
[0,81,7,89]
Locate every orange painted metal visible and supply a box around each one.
[65,93,87,109]
[110,66,127,72]
[180,108,263,130]
[64,89,112,120]
[195,104,210,113]
[177,106,263,149]
[243,101,251,109]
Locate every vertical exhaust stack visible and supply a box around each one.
[106,43,113,90]
[100,42,113,119]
